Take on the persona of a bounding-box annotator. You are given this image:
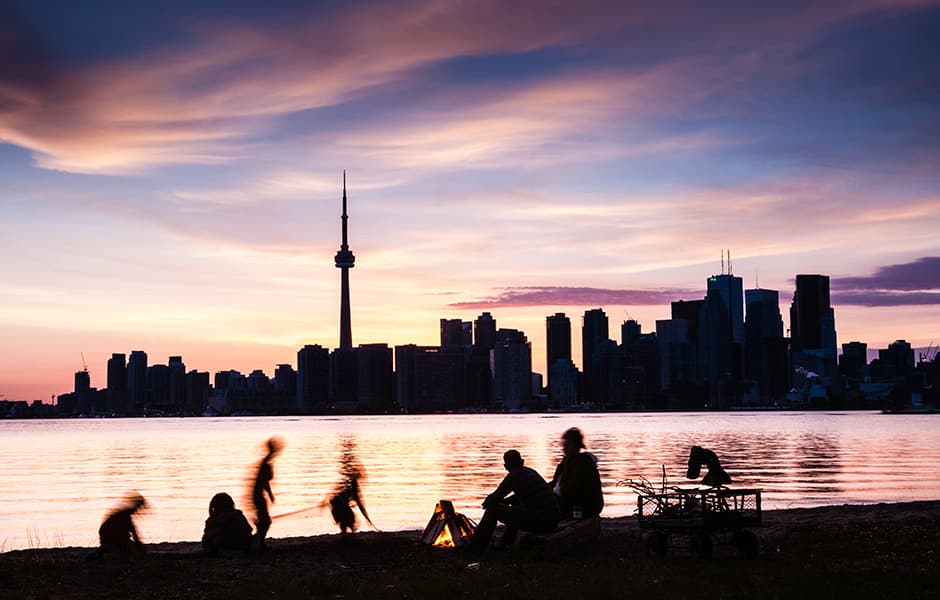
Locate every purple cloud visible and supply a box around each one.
[832,257,940,306]
[448,286,699,309]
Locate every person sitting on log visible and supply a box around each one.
[687,445,732,487]
[467,449,560,553]
[547,427,604,520]
[202,492,253,556]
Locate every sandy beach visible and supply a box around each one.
[2,500,938,599]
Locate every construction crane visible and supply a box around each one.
[919,341,936,365]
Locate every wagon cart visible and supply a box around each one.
[636,487,762,558]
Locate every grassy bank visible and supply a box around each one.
[2,501,938,599]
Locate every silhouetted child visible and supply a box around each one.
[329,445,374,535]
[95,492,147,557]
[252,436,284,552]
[202,492,252,556]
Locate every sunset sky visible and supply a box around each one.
[2,0,939,401]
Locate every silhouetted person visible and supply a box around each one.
[467,449,560,553]
[97,492,147,557]
[252,436,284,552]
[329,439,374,535]
[687,445,731,486]
[547,427,604,519]
[202,492,253,556]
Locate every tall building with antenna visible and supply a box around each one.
[331,172,359,404]
[335,171,356,350]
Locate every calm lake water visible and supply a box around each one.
[1,412,938,551]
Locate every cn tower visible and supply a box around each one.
[335,171,355,350]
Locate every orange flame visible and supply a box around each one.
[433,523,456,548]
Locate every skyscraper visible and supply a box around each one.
[127,350,147,412]
[335,171,356,351]
[745,288,787,401]
[473,312,496,350]
[790,274,837,378]
[546,312,571,388]
[106,352,127,414]
[297,344,330,412]
[493,328,532,410]
[707,274,744,345]
[790,275,836,356]
[582,308,609,403]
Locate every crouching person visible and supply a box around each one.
[467,450,560,553]
[202,492,253,556]
[94,492,147,558]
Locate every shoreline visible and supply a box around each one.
[4,500,939,599]
[4,499,937,556]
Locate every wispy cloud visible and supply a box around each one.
[832,257,940,306]
[3,0,933,174]
[449,286,699,309]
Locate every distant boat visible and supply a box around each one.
[230,410,256,417]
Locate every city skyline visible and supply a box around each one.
[38,266,936,403]
[3,1,939,400]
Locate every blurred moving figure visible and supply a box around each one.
[329,440,375,534]
[202,492,252,556]
[97,492,147,557]
[252,436,284,552]
[547,427,604,519]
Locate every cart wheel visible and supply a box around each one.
[645,531,667,556]
[734,529,760,558]
[691,531,712,558]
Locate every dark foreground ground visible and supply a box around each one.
[2,501,938,599]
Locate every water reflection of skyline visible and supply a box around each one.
[1,412,938,551]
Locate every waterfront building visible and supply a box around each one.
[582,308,609,403]
[546,312,571,395]
[473,312,496,350]
[106,352,128,414]
[548,358,579,408]
[274,364,296,396]
[840,341,868,382]
[745,288,787,402]
[185,370,210,414]
[620,323,661,408]
[358,343,394,410]
[147,363,170,410]
[790,274,838,378]
[440,319,471,348]
[127,350,147,413]
[492,328,532,410]
[466,312,495,408]
[168,356,186,412]
[297,345,329,412]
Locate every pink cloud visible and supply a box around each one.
[449,286,698,309]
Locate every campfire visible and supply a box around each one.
[420,500,476,548]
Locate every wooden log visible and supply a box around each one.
[518,517,601,558]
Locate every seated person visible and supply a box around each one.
[547,427,604,519]
[467,449,560,552]
[98,493,147,556]
[202,492,253,556]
